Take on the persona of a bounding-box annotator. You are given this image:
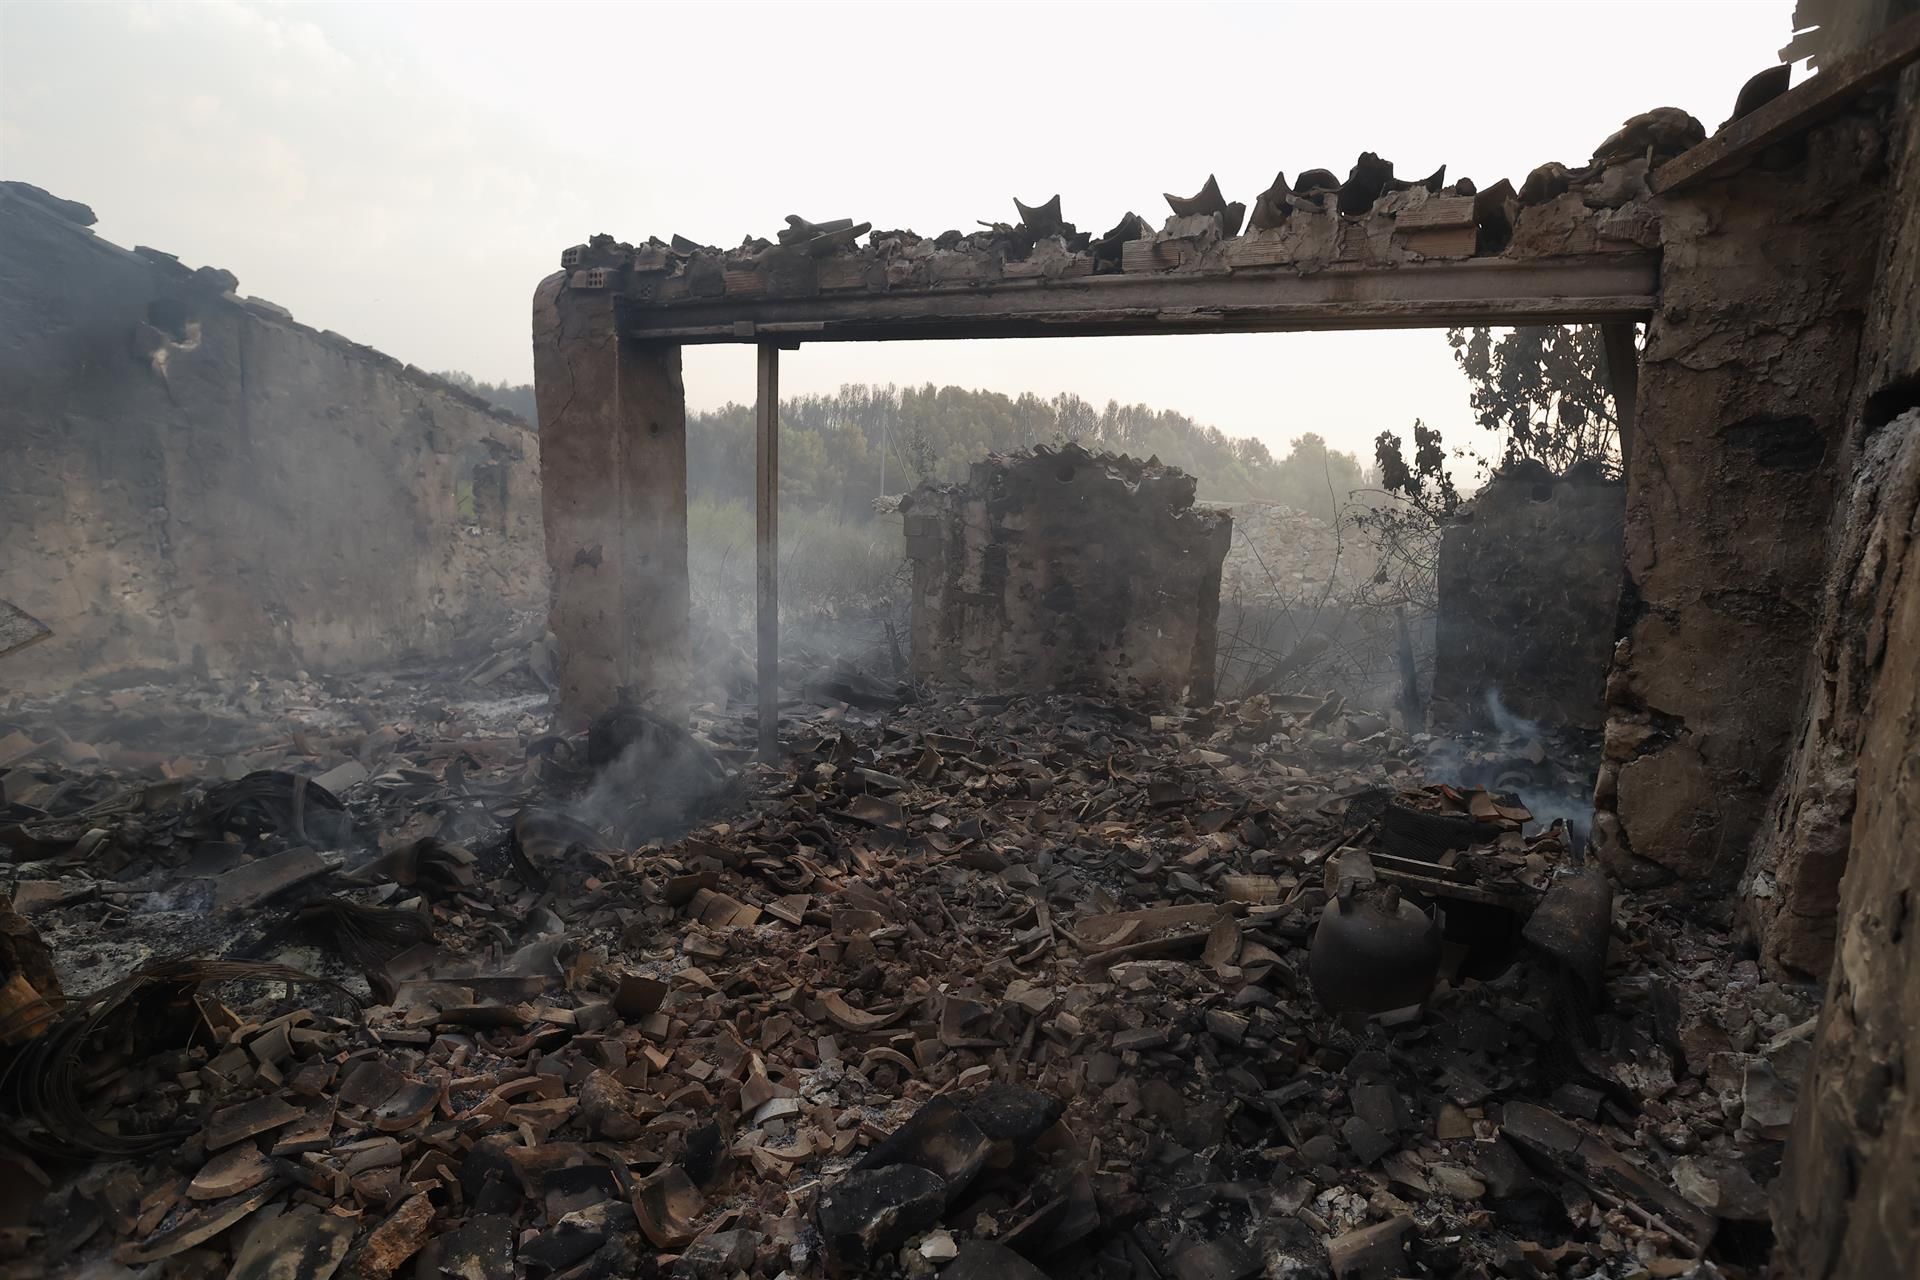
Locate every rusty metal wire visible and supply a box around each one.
[0,959,358,1160]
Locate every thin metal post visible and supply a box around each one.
[755,344,780,761]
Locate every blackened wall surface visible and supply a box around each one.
[903,443,1230,703]
[1776,65,1920,1279]
[1431,465,1624,732]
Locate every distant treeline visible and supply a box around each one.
[438,375,1369,523]
[436,371,537,424]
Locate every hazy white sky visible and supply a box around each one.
[1,0,1794,463]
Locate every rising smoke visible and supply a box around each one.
[1420,687,1597,846]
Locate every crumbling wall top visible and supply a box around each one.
[0,182,530,430]
[548,110,1701,335]
[902,441,1227,525]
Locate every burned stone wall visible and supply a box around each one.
[1431,464,1624,732]
[1742,408,1917,978]
[1591,104,1892,893]
[902,444,1230,702]
[0,184,548,691]
[1774,62,1920,1279]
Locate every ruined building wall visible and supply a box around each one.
[1743,402,1917,978]
[0,186,547,691]
[1775,68,1920,1278]
[902,444,1230,702]
[1431,466,1624,732]
[1590,107,1891,892]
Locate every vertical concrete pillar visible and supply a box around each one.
[531,273,689,727]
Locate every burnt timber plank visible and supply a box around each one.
[1652,13,1920,194]
[619,255,1656,345]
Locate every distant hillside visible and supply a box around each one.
[689,385,1371,522]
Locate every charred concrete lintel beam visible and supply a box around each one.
[617,256,1656,345]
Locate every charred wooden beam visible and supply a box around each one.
[1652,14,1920,193]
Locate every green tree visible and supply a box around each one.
[1450,325,1620,477]
[673,382,1367,518]
[1372,324,1622,513]
[1372,419,1459,518]
[1270,432,1367,523]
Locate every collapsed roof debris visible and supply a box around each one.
[0,662,1814,1278]
[553,119,1681,321]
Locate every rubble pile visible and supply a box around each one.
[1219,507,1364,608]
[555,111,1699,309]
[0,667,1813,1279]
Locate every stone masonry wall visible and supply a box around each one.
[1591,106,1891,892]
[1775,65,1920,1277]
[1743,411,1919,978]
[1431,464,1624,732]
[0,185,547,691]
[902,443,1231,703]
